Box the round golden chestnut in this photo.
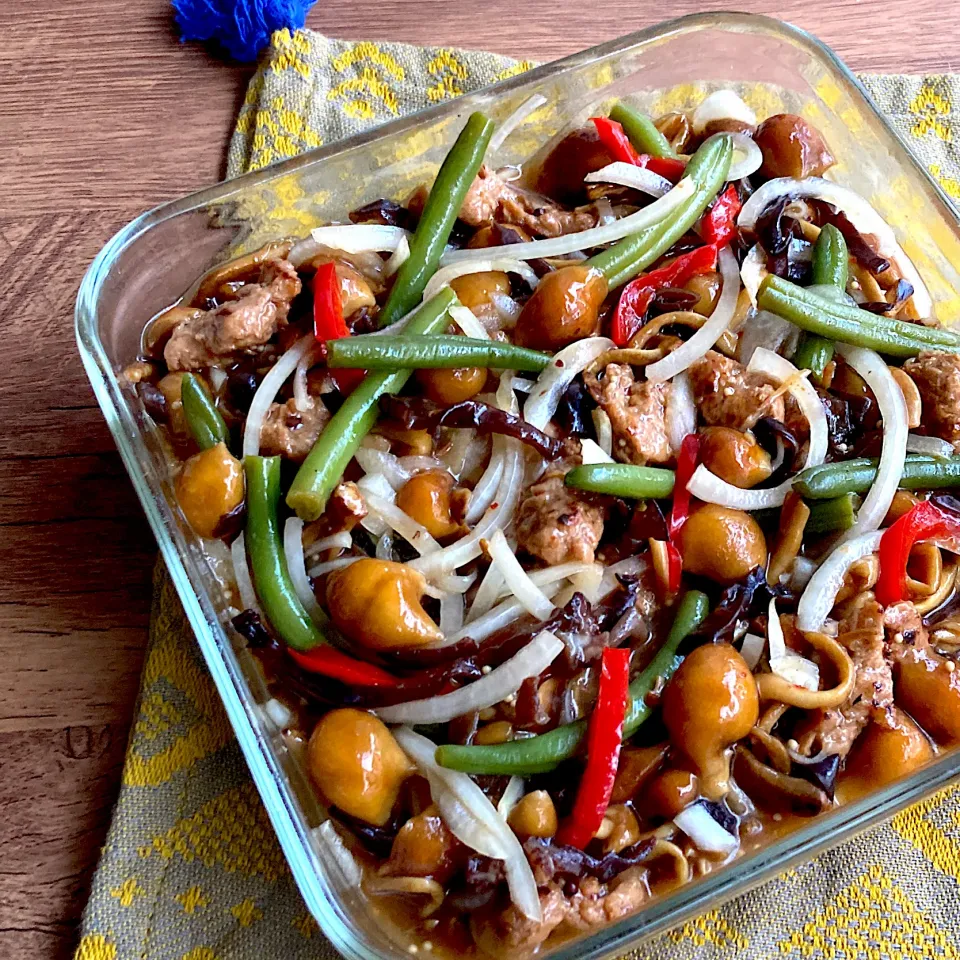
[513,265,607,351]
[174,442,244,538]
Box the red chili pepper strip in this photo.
[701,184,742,248]
[642,156,688,182]
[666,541,683,595]
[611,244,719,346]
[556,646,631,848]
[669,433,701,542]
[591,117,641,164]
[876,500,960,606]
[289,645,400,687]
[313,262,366,393]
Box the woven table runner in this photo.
[77,29,960,960]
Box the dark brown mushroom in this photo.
[733,745,832,816]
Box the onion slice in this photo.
[907,433,955,458]
[833,344,908,545]
[363,490,442,556]
[440,178,695,266]
[449,303,492,340]
[738,177,932,316]
[665,370,696,456]
[767,597,819,691]
[283,517,322,621]
[739,243,767,307]
[687,348,828,510]
[727,133,763,181]
[796,531,884,632]
[308,224,411,255]
[242,335,313,458]
[584,162,673,198]
[231,533,258,611]
[674,801,739,855]
[489,94,547,154]
[592,408,614,458]
[383,235,411,277]
[378,630,562,724]
[692,90,756,133]
[423,259,539,302]
[497,776,525,819]
[487,530,556,620]
[304,530,353,559]
[395,728,542,922]
[524,337,615,429]
[645,246,740,382]
[580,438,614,464]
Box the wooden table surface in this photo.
[0,1,955,956]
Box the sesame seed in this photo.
[423,943,434,952]
[723,386,735,396]
[408,946,419,954]
[773,813,783,822]
[948,661,957,673]
[424,920,439,930]
[786,739,799,751]
[481,665,492,675]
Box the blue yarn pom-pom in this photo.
[172,0,317,62]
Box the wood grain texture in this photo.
[0,1,955,957]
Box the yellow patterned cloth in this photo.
[78,29,960,960]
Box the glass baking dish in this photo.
[76,12,960,960]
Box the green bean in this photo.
[793,224,848,378]
[609,102,677,159]
[326,335,550,372]
[435,590,709,775]
[805,494,857,534]
[245,455,325,652]
[587,134,733,290]
[378,113,494,328]
[794,455,960,499]
[181,373,228,450]
[758,276,960,358]
[812,223,849,290]
[286,289,457,521]
[565,463,675,499]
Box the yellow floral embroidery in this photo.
[668,909,748,949]
[109,877,144,907]
[175,885,209,914]
[230,897,264,928]
[181,949,217,960]
[930,163,960,200]
[75,934,117,960]
[910,79,953,142]
[328,67,401,119]
[292,911,320,939]
[135,690,182,741]
[496,61,534,81]
[270,27,313,80]
[426,49,469,102]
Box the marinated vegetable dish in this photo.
[127,89,960,956]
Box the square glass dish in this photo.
[77,12,960,960]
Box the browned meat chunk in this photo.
[260,398,329,461]
[559,868,650,935]
[305,481,367,543]
[689,351,784,430]
[903,351,960,445]
[884,600,929,651]
[587,364,671,465]
[799,599,895,757]
[164,258,302,370]
[460,165,597,238]
[472,888,570,957]
[516,469,606,565]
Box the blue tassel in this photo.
[172,0,318,62]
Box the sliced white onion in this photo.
[423,259,539,303]
[383,235,410,277]
[308,556,360,578]
[298,529,350,562]
[376,531,394,561]
[242,334,313,458]
[307,224,411,256]
[727,133,763,181]
[834,344,908,545]
[354,447,411,490]
[645,246,740,383]
[441,178,696,266]
[584,161,673,198]
[687,347,828,510]
[357,472,395,536]
[595,197,616,226]
[674,802,739,855]
[738,177,932,317]
[315,819,363,886]
[363,490,442,556]
[439,428,476,479]
[796,531,884,631]
[571,563,605,603]
[525,337,615,429]
[465,438,506,524]
[467,561,505,622]
[488,530,556,621]
[263,697,293,730]
[489,292,522,328]
[907,433,955,458]
[449,303,492,340]
[209,366,227,391]
[665,370,695,457]
[592,408,613,457]
[497,776,526,819]
[438,592,465,636]
[739,309,801,366]
[447,583,565,646]
[739,632,766,670]
[789,556,818,591]
[379,630,562,724]
[513,378,535,394]
[692,90,756,134]
[231,533,258,611]
[495,562,600,603]
[580,437,614,465]
[397,455,448,474]
[292,345,313,413]
[283,517,322,621]
[739,243,767,306]
[489,94,547,154]
[395,728,541,922]
[767,597,819,691]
